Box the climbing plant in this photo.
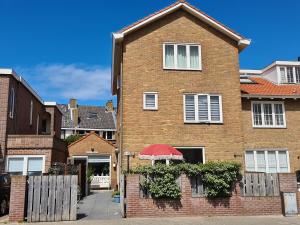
[130,161,241,199]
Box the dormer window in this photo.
[279,66,300,84]
[163,43,202,70]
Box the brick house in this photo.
[0,68,66,175]
[58,99,116,143]
[111,0,300,176]
[68,132,117,194]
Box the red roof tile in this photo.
[241,77,300,96]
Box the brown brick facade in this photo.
[9,176,27,222]
[126,174,298,217]
[242,99,300,172]
[68,132,117,189]
[119,9,244,168]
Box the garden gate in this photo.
[27,175,77,222]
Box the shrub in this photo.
[65,134,82,145]
[130,161,241,199]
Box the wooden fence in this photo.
[241,173,280,197]
[27,175,77,222]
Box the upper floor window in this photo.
[279,66,300,84]
[252,101,286,128]
[9,88,15,119]
[143,92,158,110]
[163,43,202,70]
[30,100,33,126]
[184,94,222,123]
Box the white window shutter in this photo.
[198,95,208,121]
[185,95,195,121]
[245,151,255,171]
[278,151,288,172]
[256,151,266,172]
[210,96,220,122]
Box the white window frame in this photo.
[183,94,223,124]
[279,66,300,84]
[245,150,290,173]
[9,87,15,119]
[143,92,158,110]
[30,100,33,126]
[175,146,205,164]
[251,101,286,128]
[163,43,202,71]
[6,155,46,175]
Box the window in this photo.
[279,66,300,84]
[6,156,44,175]
[9,88,15,118]
[245,150,290,173]
[30,100,33,126]
[184,94,222,123]
[143,92,158,110]
[176,147,205,164]
[251,102,286,128]
[164,43,202,70]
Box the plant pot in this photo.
[113,195,120,203]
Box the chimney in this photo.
[105,100,114,112]
[69,99,78,127]
[69,98,77,109]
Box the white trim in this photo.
[183,93,223,124]
[143,92,158,110]
[175,146,205,164]
[118,2,248,43]
[9,87,15,119]
[6,155,46,175]
[242,94,300,99]
[61,128,116,131]
[44,101,57,106]
[245,149,290,173]
[240,69,262,75]
[30,100,33,126]
[251,101,286,128]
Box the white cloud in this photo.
[17,64,112,102]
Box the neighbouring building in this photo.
[68,132,117,194]
[58,99,116,143]
[111,0,300,176]
[0,68,66,175]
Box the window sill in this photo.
[143,108,158,111]
[253,126,287,129]
[163,67,202,72]
[184,121,223,125]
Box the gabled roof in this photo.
[111,0,251,95]
[58,104,116,130]
[68,132,116,148]
[241,77,300,98]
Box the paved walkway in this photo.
[77,190,121,220]
[5,216,300,225]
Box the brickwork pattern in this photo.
[9,176,27,222]
[126,174,288,217]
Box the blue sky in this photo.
[1,0,300,106]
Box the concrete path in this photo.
[77,190,121,220]
[5,216,300,225]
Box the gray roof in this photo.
[58,104,116,130]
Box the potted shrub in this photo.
[112,190,120,203]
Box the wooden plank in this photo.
[27,176,34,222]
[258,173,266,196]
[47,176,56,222]
[266,173,273,196]
[245,173,253,196]
[40,176,49,222]
[272,173,280,196]
[252,174,260,196]
[55,175,64,221]
[70,175,78,221]
[32,176,42,222]
[62,175,71,221]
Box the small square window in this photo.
[143,92,158,110]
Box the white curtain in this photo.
[27,157,43,172]
[8,158,24,172]
[177,45,187,68]
[165,45,174,68]
[190,46,199,69]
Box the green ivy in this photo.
[130,161,241,199]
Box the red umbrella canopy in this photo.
[139,144,183,160]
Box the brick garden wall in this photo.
[126,174,298,217]
[9,176,27,222]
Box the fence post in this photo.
[9,175,27,222]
